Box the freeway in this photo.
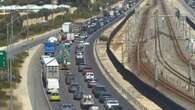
[49,14,136,110]
[83,24,136,110]
[51,43,106,110]
[16,3,141,110]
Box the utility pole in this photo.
[122,42,124,65]
[7,12,14,110]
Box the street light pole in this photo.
[7,12,14,110]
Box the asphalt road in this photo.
[23,14,129,110]
[24,6,138,110]
[51,43,106,110]
[28,47,51,110]
[84,26,136,110]
[50,21,136,110]
[7,30,59,58]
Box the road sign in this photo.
[0,51,7,70]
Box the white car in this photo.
[84,72,94,81]
[104,99,120,109]
[89,105,99,110]
[82,42,90,46]
[76,53,84,59]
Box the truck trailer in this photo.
[42,57,59,80]
[62,22,72,33]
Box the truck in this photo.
[80,94,95,109]
[43,41,57,56]
[72,22,82,33]
[46,78,59,94]
[42,57,59,80]
[47,78,61,101]
[66,33,75,42]
[62,22,72,33]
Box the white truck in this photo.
[62,22,72,33]
[66,33,75,41]
[47,78,59,94]
[42,57,59,79]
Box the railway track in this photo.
[135,0,195,105]
[160,0,195,85]
[154,13,195,103]
[136,0,157,76]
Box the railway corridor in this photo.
[138,0,195,108]
[110,0,195,109]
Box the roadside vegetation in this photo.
[0,51,29,109]
[99,35,109,41]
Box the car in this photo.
[80,66,92,73]
[49,93,60,101]
[103,97,116,103]
[76,52,84,59]
[105,105,122,110]
[80,94,95,109]
[68,83,79,93]
[61,104,74,110]
[84,72,95,81]
[87,78,97,88]
[99,92,112,103]
[75,57,85,65]
[92,84,107,98]
[104,99,120,109]
[82,41,90,46]
[73,90,83,100]
[78,63,87,72]
[65,74,75,85]
[89,105,100,110]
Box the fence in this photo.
[186,16,195,30]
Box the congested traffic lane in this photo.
[50,12,131,110]
[51,43,105,110]
[83,23,136,110]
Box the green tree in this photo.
[38,9,51,20]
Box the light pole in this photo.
[6,11,14,110]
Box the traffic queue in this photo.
[40,6,127,110]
